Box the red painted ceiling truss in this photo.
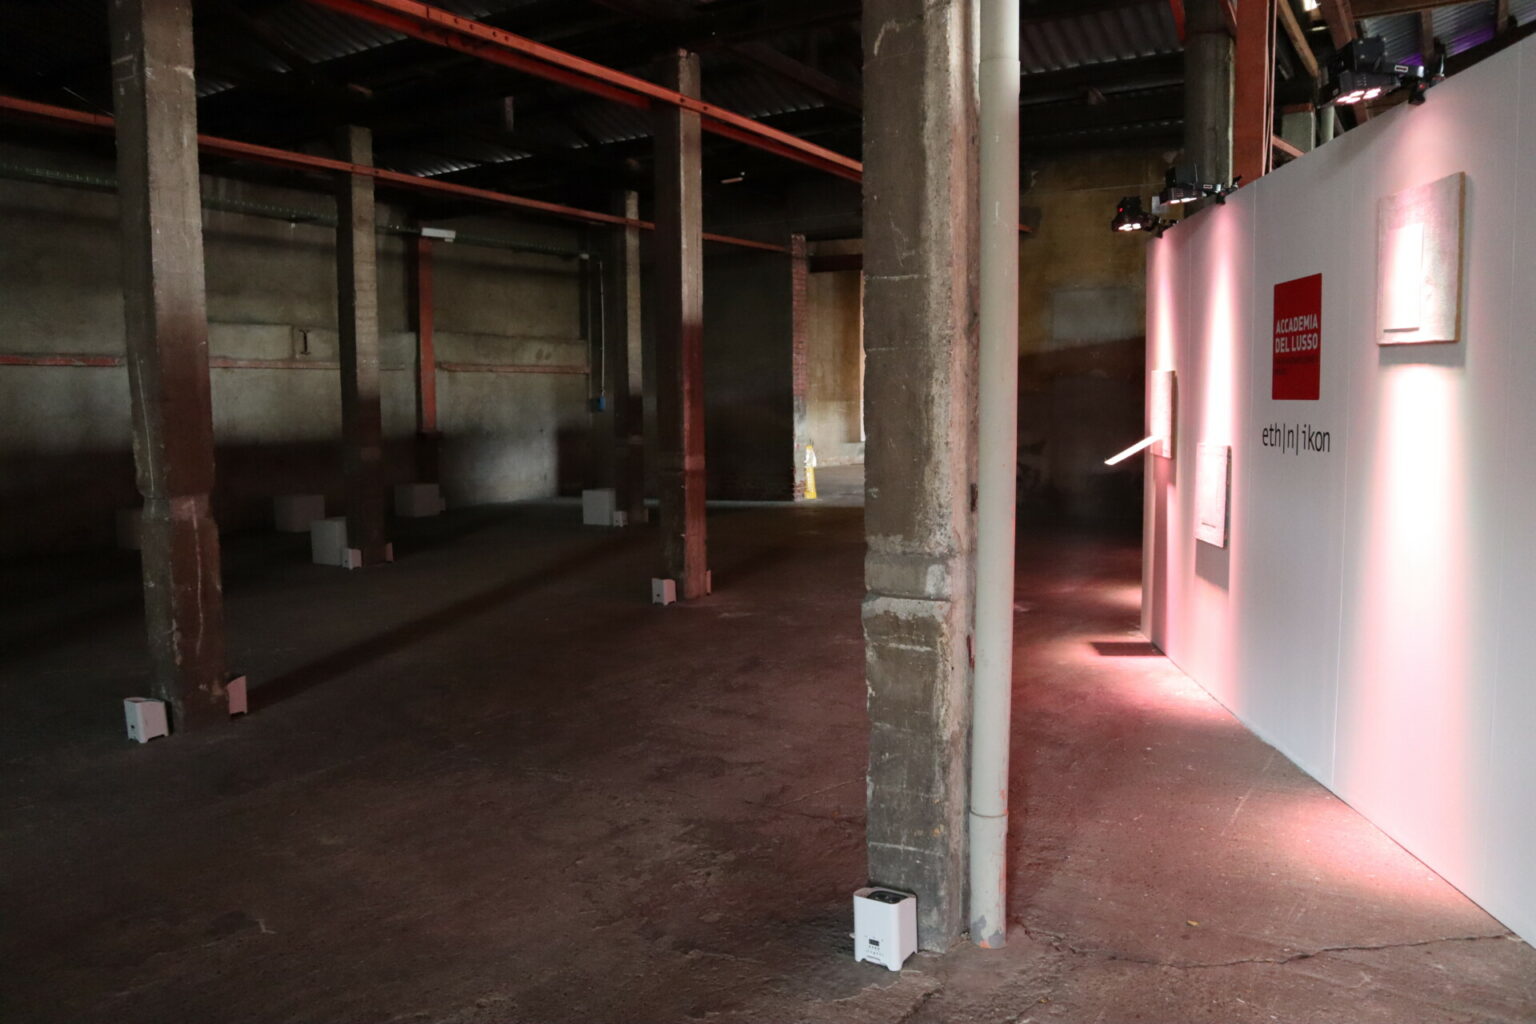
[300,0,865,184]
[0,94,788,253]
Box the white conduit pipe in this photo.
[970,0,1020,949]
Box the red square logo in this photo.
[1273,273,1322,401]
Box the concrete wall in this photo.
[0,141,587,556]
[1144,37,1536,945]
[703,247,797,500]
[427,221,591,505]
[1017,146,1170,526]
[693,178,863,500]
[805,267,863,467]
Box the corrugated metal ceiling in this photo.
[1361,0,1506,64]
[259,0,538,65]
[14,0,1525,179]
[1020,1,1183,76]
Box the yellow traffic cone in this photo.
[804,444,818,499]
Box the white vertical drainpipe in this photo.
[971,0,1020,949]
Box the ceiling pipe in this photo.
[970,0,1020,950]
[0,94,788,254]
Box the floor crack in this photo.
[1020,923,1515,970]
[893,985,941,1023]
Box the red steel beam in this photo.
[0,352,589,374]
[0,94,789,253]
[438,362,587,375]
[299,0,864,183]
[1271,133,1305,160]
[1234,0,1276,184]
[0,353,122,368]
[2,354,333,370]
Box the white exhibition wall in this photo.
[1143,37,1535,944]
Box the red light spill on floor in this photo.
[1258,785,1487,910]
[1074,623,1480,912]
[1106,582,1143,616]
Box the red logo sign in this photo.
[1273,274,1322,401]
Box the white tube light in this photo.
[1104,435,1159,466]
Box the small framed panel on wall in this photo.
[1376,172,1465,345]
[1150,369,1176,457]
[1195,443,1230,548]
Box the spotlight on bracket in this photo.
[1112,195,1149,232]
[1321,36,1443,108]
[1157,164,1236,207]
[1110,196,1172,238]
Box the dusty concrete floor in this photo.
[2,467,1533,1023]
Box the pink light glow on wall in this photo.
[1186,206,1243,710]
[1142,228,1182,649]
[1197,209,1239,448]
[1147,235,1179,378]
[1336,362,1474,886]
[1142,37,1536,943]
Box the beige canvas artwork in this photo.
[1376,171,1465,345]
[1195,442,1230,548]
[1150,369,1175,458]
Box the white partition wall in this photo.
[1143,37,1535,944]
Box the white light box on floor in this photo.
[1142,35,1536,946]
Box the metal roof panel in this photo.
[1020,2,1182,76]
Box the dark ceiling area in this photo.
[0,0,1530,218]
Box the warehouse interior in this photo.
[2,1,1535,1021]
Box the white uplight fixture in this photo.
[1104,435,1159,466]
[852,887,917,971]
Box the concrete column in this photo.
[789,234,810,499]
[411,235,441,482]
[862,0,979,951]
[1280,107,1316,155]
[1318,104,1338,145]
[335,125,390,565]
[583,239,608,489]
[1184,0,1234,185]
[652,51,708,599]
[606,190,646,524]
[109,0,229,729]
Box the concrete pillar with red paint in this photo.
[652,50,709,600]
[109,0,230,729]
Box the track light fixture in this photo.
[1321,36,1443,108]
[1112,195,1149,232]
[1110,195,1171,238]
[1157,164,1236,207]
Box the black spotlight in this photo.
[1157,164,1235,207]
[1321,36,1441,108]
[1158,165,1203,207]
[1402,51,1445,105]
[1112,195,1149,233]
[1111,196,1172,238]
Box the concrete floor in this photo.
[3,466,1533,1023]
